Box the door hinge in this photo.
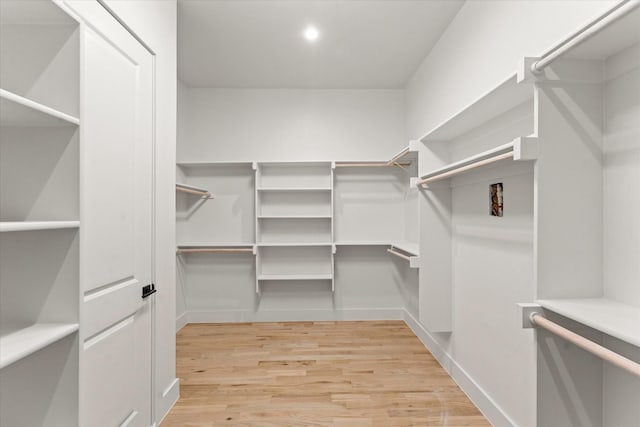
[142,283,156,299]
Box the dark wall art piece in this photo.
[490,183,503,217]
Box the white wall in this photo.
[101,1,178,423]
[404,1,620,426]
[178,88,405,162]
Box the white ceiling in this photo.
[178,0,464,89]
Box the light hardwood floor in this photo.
[161,321,490,426]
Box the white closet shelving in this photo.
[417,66,537,333]
[418,73,532,143]
[257,214,332,219]
[0,0,80,425]
[529,5,640,334]
[0,323,79,370]
[176,244,254,254]
[257,187,331,192]
[334,142,421,268]
[517,5,640,425]
[334,241,390,246]
[537,299,640,348]
[176,162,254,243]
[175,155,420,321]
[175,148,423,318]
[175,162,257,326]
[0,89,79,126]
[255,162,335,292]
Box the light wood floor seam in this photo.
[161,321,490,426]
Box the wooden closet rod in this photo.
[531,1,639,74]
[530,312,640,378]
[387,147,410,165]
[176,186,211,197]
[387,248,411,261]
[176,248,253,254]
[336,162,411,168]
[416,151,513,186]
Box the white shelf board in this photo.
[390,241,420,256]
[257,242,332,247]
[0,89,79,127]
[176,161,254,168]
[257,215,332,219]
[0,221,80,232]
[258,273,333,281]
[334,240,390,246]
[0,323,79,369]
[257,161,332,167]
[177,243,254,248]
[537,298,640,348]
[419,74,532,142]
[257,187,331,192]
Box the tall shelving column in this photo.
[521,6,640,425]
[255,162,334,293]
[175,162,256,325]
[0,0,80,425]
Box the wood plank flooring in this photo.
[161,321,490,427]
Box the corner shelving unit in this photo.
[174,152,422,321]
[334,143,421,272]
[0,0,80,425]
[255,162,335,293]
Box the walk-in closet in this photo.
[0,0,638,426]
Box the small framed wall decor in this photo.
[490,183,503,217]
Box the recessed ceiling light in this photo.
[304,26,319,42]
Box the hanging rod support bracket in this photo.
[518,303,542,328]
[517,57,540,83]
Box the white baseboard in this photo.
[402,310,516,427]
[184,307,405,323]
[156,377,179,426]
[176,311,188,331]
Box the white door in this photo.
[63,1,154,426]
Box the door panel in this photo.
[64,1,154,426]
[82,316,139,427]
[83,278,140,339]
[82,23,141,292]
